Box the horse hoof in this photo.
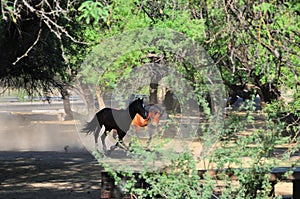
[110,145,117,151]
[104,150,113,157]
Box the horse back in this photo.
[96,108,132,132]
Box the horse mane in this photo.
[146,104,163,115]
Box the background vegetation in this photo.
[1,0,299,198]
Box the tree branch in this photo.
[21,0,87,44]
[13,19,43,65]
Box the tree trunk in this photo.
[147,62,166,104]
[149,83,158,104]
[63,93,73,120]
[95,87,106,109]
[60,85,73,120]
[75,78,96,118]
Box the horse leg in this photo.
[134,126,141,136]
[146,125,162,147]
[146,126,154,147]
[99,125,108,153]
[118,130,127,148]
[111,130,127,151]
[147,131,152,147]
[94,127,100,150]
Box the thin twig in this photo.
[22,0,88,44]
[13,20,43,65]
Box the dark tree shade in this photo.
[0,1,68,95]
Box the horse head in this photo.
[148,104,163,126]
[131,98,148,119]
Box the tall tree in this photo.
[0,0,84,118]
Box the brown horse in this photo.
[112,104,163,144]
[131,104,162,131]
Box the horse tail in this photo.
[81,114,101,135]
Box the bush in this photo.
[94,98,299,198]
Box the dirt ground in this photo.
[0,103,294,198]
[0,151,102,199]
[0,104,104,199]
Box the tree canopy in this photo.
[1,0,298,106]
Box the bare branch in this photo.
[6,0,89,64]
[21,0,87,44]
[13,19,43,65]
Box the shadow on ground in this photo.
[0,151,102,199]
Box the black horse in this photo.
[81,98,148,155]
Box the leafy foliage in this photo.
[78,0,110,26]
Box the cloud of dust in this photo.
[0,111,85,152]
